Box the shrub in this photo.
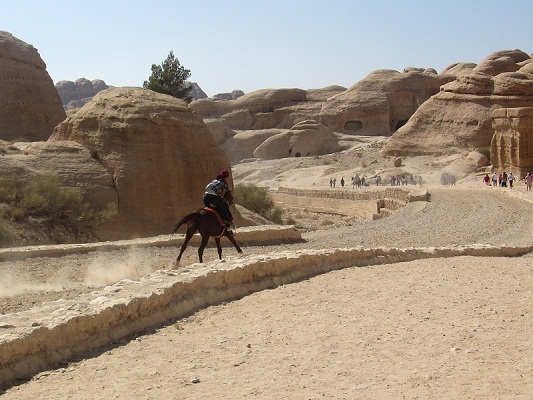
[440,172,456,185]
[477,146,491,160]
[234,183,283,224]
[0,209,14,246]
[267,205,283,224]
[0,175,22,204]
[0,173,108,240]
[285,216,297,225]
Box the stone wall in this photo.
[491,107,533,178]
[275,186,429,219]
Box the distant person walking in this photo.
[526,172,533,191]
[340,177,345,187]
[483,174,491,186]
[491,172,498,187]
[508,172,515,188]
[501,172,508,188]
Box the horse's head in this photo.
[224,189,234,205]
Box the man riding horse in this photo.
[203,169,235,231]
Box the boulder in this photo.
[472,49,530,76]
[253,120,345,160]
[394,157,402,167]
[0,31,66,141]
[221,129,284,164]
[50,87,232,240]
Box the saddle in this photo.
[203,207,226,227]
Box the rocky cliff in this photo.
[190,71,447,162]
[0,31,66,141]
[49,87,232,239]
[382,50,533,156]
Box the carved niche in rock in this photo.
[491,107,533,179]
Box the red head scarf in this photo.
[216,169,229,180]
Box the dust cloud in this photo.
[0,271,63,297]
[84,248,155,286]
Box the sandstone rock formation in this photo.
[491,107,533,178]
[0,140,116,212]
[383,50,533,156]
[55,78,109,110]
[186,81,208,101]
[191,88,313,131]
[191,71,447,164]
[50,87,232,240]
[56,80,207,110]
[212,89,244,100]
[0,31,66,141]
[220,129,284,164]
[253,120,345,160]
[319,69,445,136]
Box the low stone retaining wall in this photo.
[1,242,531,388]
[0,225,302,261]
[277,186,428,203]
[274,186,428,219]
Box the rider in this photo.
[203,169,234,230]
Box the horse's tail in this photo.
[172,212,200,233]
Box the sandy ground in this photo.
[2,172,533,397]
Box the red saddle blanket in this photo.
[203,207,226,226]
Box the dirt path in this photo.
[2,185,533,398]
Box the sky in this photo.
[2,0,532,97]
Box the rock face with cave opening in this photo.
[382,50,533,156]
[191,73,443,163]
[319,69,444,136]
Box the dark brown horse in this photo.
[171,190,242,264]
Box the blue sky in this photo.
[2,0,532,96]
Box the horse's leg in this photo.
[176,224,196,263]
[198,234,210,263]
[225,232,243,254]
[215,237,223,259]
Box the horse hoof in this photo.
[171,259,180,270]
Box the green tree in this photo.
[143,51,193,102]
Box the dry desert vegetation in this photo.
[2,154,533,399]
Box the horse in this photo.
[171,190,243,264]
